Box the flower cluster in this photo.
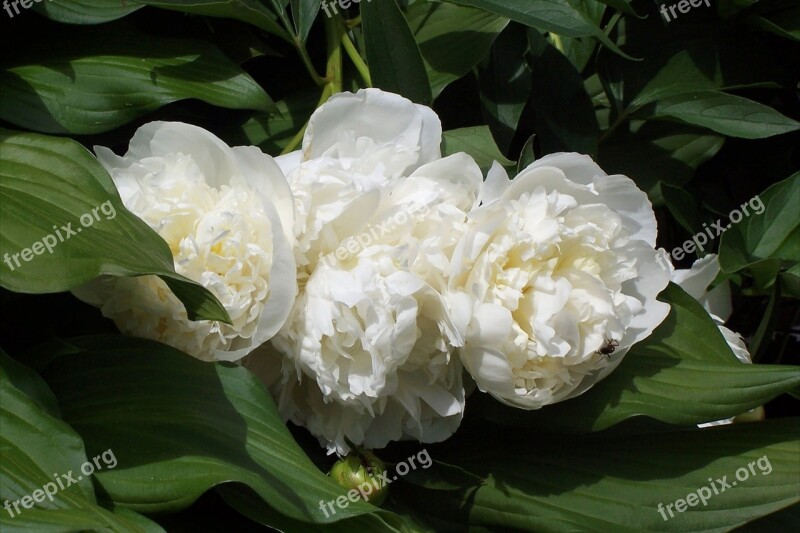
[75,89,747,454]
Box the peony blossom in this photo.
[244,89,477,454]
[73,121,296,362]
[447,154,672,409]
[274,87,442,273]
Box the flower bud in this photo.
[328,451,389,505]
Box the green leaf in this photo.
[37,335,393,526]
[781,264,800,300]
[218,485,415,532]
[644,91,800,139]
[362,0,432,105]
[0,129,231,324]
[477,24,530,152]
[398,419,800,531]
[0,351,163,533]
[32,0,143,23]
[0,29,275,135]
[598,33,787,113]
[219,91,318,153]
[528,30,600,156]
[473,283,800,432]
[546,0,605,72]
[443,0,635,59]
[291,0,322,42]
[720,172,800,273]
[661,182,703,235]
[406,1,509,99]
[136,0,291,42]
[751,2,800,42]
[598,121,725,201]
[441,126,514,170]
[516,134,536,174]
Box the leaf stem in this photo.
[281,13,345,156]
[324,14,344,95]
[295,37,328,87]
[273,2,327,87]
[599,109,631,143]
[342,32,372,87]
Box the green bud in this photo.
[328,451,389,506]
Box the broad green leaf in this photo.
[32,0,143,23]
[781,264,800,300]
[398,419,800,531]
[644,91,800,139]
[362,0,432,105]
[547,31,597,74]
[528,30,600,156]
[750,1,800,41]
[290,0,322,42]
[0,129,231,324]
[218,485,417,532]
[720,172,800,272]
[219,91,318,153]
[136,0,291,42]
[598,33,787,112]
[406,1,508,99]
[661,182,703,235]
[598,121,725,200]
[546,0,604,72]
[443,0,634,59]
[516,134,536,174]
[0,29,275,135]
[750,281,781,361]
[473,283,800,432]
[441,126,514,170]
[478,24,530,152]
[0,351,163,533]
[37,335,392,526]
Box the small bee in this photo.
[598,338,619,357]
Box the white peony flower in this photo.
[447,153,672,409]
[73,122,296,362]
[267,162,481,453]
[273,88,442,273]
[244,90,478,453]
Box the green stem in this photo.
[281,15,345,156]
[598,109,631,143]
[549,33,565,54]
[324,14,344,95]
[295,37,328,87]
[342,32,371,87]
[272,1,326,87]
